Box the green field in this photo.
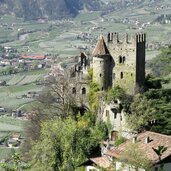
[1,8,170,57]
[0,116,26,160]
[0,69,47,110]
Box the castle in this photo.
[92,32,146,94]
[69,32,146,139]
[70,32,146,95]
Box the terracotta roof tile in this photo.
[20,55,45,60]
[90,156,111,168]
[92,36,110,57]
[105,131,171,164]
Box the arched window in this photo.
[100,73,102,77]
[121,72,123,79]
[72,87,76,94]
[82,87,86,95]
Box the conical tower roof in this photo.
[92,36,110,57]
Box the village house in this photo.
[82,131,171,171]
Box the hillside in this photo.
[0,0,104,20]
[1,0,170,20]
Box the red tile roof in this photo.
[105,131,171,164]
[90,156,111,168]
[20,54,45,60]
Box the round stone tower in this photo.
[92,36,113,90]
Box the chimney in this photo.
[144,136,150,144]
[132,136,137,143]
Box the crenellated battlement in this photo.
[135,33,146,43]
[107,32,146,44]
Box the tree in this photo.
[0,152,30,171]
[106,86,132,113]
[126,94,156,131]
[29,113,108,171]
[152,145,167,171]
[144,89,171,135]
[87,81,100,112]
[22,70,84,159]
[38,70,81,120]
[119,143,151,171]
[106,86,126,103]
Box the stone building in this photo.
[70,32,146,95]
[70,32,146,136]
[92,32,146,94]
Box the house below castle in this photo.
[81,131,171,171]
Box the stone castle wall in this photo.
[106,32,146,94]
[93,55,113,90]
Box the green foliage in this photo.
[85,68,93,80]
[145,74,162,89]
[106,86,132,113]
[0,152,30,171]
[126,94,156,131]
[106,86,125,103]
[147,46,171,77]
[152,145,167,160]
[144,89,171,134]
[29,113,108,171]
[126,88,171,134]
[106,112,112,133]
[119,143,151,170]
[114,136,126,147]
[152,145,167,171]
[88,81,100,112]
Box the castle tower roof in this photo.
[92,36,110,57]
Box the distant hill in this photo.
[0,0,167,20]
[0,0,104,20]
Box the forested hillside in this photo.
[0,0,104,20]
[0,0,168,20]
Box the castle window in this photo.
[114,100,118,104]
[82,87,86,95]
[120,72,123,79]
[101,87,104,91]
[123,56,126,63]
[114,113,117,119]
[120,115,122,121]
[119,56,126,64]
[106,110,109,117]
[72,87,76,94]
[113,73,115,79]
[119,56,122,63]
[131,73,133,77]
[100,74,102,77]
